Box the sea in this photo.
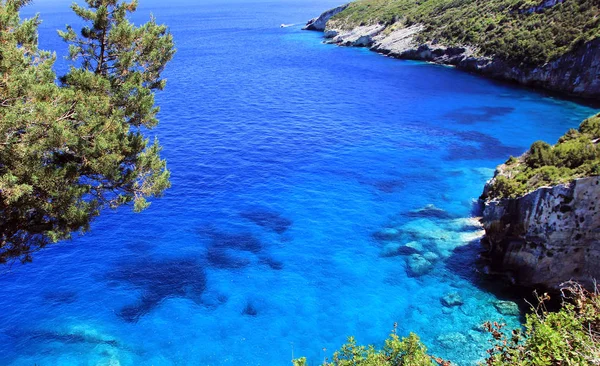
[0,0,596,365]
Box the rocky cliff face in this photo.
[480,175,600,290]
[305,8,600,99]
[302,4,348,31]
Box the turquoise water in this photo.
[2,1,597,365]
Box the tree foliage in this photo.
[486,113,600,199]
[0,0,174,263]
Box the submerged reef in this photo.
[373,204,486,278]
[240,209,293,234]
[107,258,207,322]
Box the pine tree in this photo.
[0,0,175,263]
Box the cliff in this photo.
[479,114,600,290]
[481,175,600,290]
[304,0,600,99]
[302,4,348,31]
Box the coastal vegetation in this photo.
[328,0,600,65]
[293,283,600,365]
[485,113,600,199]
[0,0,174,263]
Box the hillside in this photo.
[329,0,599,65]
[306,0,600,98]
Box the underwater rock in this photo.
[210,232,263,253]
[441,292,464,307]
[405,241,424,253]
[370,179,404,193]
[467,329,488,344]
[373,227,402,241]
[242,302,258,316]
[43,291,78,305]
[380,242,420,257]
[422,251,440,263]
[444,106,515,125]
[259,257,284,270]
[448,130,523,161]
[240,210,292,234]
[406,254,433,277]
[381,242,423,257]
[405,204,456,220]
[9,325,121,349]
[471,323,488,333]
[201,290,229,309]
[207,249,251,269]
[493,300,521,316]
[381,242,403,257]
[107,258,206,322]
[437,332,468,349]
[400,218,484,258]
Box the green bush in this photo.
[579,114,600,138]
[293,333,438,366]
[486,283,600,365]
[525,141,554,169]
[486,113,600,200]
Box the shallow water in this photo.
[2,1,597,365]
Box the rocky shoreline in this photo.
[304,5,600,100]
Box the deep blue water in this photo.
[2,1,597,365]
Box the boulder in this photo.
[437,332,467,349]
[406,254,433,277]
[441,292,464,307]
[373,227,401,241]
[494,300,520,316]
[422,251,440,262]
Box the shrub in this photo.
[486,113,600,200]
[485,282,600,365]
[293,332,440,366]
[525,141,554,169]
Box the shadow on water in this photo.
[403,204,458,220]
[197,226,285,271]
[106,258,207,323]
[42,291,78,306]
[240,209,293,234]
[447,130,524,161]
[444,106,515,125]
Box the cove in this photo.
[1,0,597,365]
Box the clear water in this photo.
[2,1,597,365]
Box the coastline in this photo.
[303,5,600,102]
